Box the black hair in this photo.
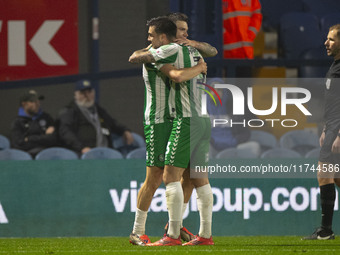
[146,16,177,40]
[167,12,189,23]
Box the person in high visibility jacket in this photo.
[222,0,262,59]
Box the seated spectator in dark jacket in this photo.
[11,90,58,157]
[58,80,134,155]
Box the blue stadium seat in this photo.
[279,130,319,156]
[303,0,340,19]
[299,47,332,78]
[261,148,301,159]
[236,141,261,158]
[279,12,323,59]
[209,144,219,159]
[260,0,305,31]
[126,147,146,159]
[81,147,123,160]
[0,149,32,160]
[249,130,277,152]
[0,134,10,150]
[35,147,78,160]
[215,147,259,159]
[112,132,145,157]
[305,148,321,159]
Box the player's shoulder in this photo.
[157,43,181,52]
[149,43,180,62]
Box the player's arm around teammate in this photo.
[130,47,207,82]
[159,58,207,82]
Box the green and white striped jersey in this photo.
[148,43,206,120]
[142,61,170,125]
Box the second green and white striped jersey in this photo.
[147,43,206,120]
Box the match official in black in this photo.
[304,24,340,240]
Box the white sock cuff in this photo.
[166,181,183,206]
[196,184,212,197]
[132,208,148,235]
[166,181,182,191]
[196,184,213,238]
[136,208,148,217]
[182,203,188,212]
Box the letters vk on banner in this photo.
[0,0,78,81]
[109,181,339,220]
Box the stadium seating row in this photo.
[261,0,340,32]
[1,144,319,161]
[279,12,340,61]
[215,146,320,159]
[0,132,147,160]
[0,147,147,160]
[0,134,10,150]
[211,129,321,159]
[0,130,321,160]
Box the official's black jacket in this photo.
[324,59,340,131]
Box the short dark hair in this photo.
[146,16,177,40]
[330,24,340,39]
[167,12,189,23]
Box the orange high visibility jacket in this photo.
[222,0,262,59]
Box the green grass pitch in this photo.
[1,236,340,254]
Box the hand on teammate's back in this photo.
[198,59,207,75]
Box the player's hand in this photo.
[45,126,55,134]
[129,45,152,63]
[319,131,325,147]
[175,38,190,46]
[123,131,134,145]
[331,136,340,153]
[174,38,198,48]
[81,147,91,154]
[198,58,207,75]
[128,54,136,63]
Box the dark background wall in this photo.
[0,0,170,138]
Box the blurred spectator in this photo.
[222,0,262,59]
[207,79,251,151]
[58,80,134,155]
[11,90,58,157]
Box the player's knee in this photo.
[163,170,180,185]
[181,175,193,187]
[163,176,171,186]
[191,178,209,188]
[144,176,162,191]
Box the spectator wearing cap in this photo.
[11,90,58,157]
[58,80,134,155]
